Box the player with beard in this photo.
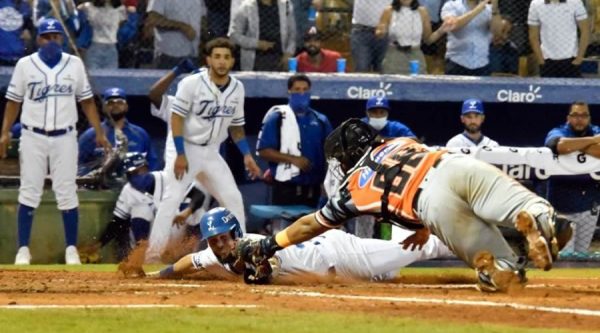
[78,87,160,172]
[296,26,343,73]
[446,98,499,148]
[545,101,600,256]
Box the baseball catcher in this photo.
[237,118,573,292]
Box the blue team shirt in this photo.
[78,120,159,171]
[257,108,333,186]
[360,117,416,138]
[0,0,31,62]
[544,123,600,213]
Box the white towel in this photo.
[261,105,302,182]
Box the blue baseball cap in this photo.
[461,98,484,115]
[103,87,127,102]
[37,18,65,36]
[366,96,390,111]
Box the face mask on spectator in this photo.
[38,41,62,68]
[368,117,388,130]
[289,92,311,113]
[306,45,320,57]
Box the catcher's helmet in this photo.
[324,118,379,172]
[121,152,148,174]
[200,207,244,240]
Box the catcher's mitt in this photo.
[234,238,279,284]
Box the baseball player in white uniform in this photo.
[0,18,111,265]
[446,98,499,148]
[146,37,262,262]
[149,207,453,282]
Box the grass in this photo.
[0,308,589,333]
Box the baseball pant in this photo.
[19,129,78,210]
[416,154,552,269]
[147,140,245,262]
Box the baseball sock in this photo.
[17,204,35,248]
[131,218,151,242]
[61,208,79,247]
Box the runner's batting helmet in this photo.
[121,152,148,174]
[200,207,244,240]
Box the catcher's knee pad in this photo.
[474,251,524,292]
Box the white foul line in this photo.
[269,291,600,317]
[0,304,259,310]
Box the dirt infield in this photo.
[1,269,600,331]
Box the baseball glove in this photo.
[234,238,279,284]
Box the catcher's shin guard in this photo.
[473,251,524,292]
[514,204,557,271]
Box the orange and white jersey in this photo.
[316,137,447,229]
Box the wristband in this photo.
[236,138,251,156]
[159,265,175,278]
[174,136,185,156]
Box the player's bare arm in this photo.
[258,148,312,172]
[400,227,431,251]
[229,125,262,180]
[171,113,188,180]
[148,71,176,109]
[80,98,111,154]
[0,100,21,158]
[146,11,196,41]
[556,136,600,154]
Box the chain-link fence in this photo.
[4,0,597,77]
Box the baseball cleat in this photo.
[14,246,31,265]
[514,211,554,271]
[553,215,573,258]
[65,245,82,265]
[473,251,522,292]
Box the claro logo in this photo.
[497,85,542,103]
[347,82,393,99]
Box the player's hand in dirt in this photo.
[243,155,262,180]
[174,154,188,180]
[0,132,10,159]
[400,227,431,251]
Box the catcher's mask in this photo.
[200,207,244,241]
[324,118,379,174]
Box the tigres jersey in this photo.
[316,137,447,229]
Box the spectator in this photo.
[351,0,390,72]
[116,0,140,68]
[291,0,317,52]
[205,0,232,38]
[77,0,132,69]
[489,16,518,75]
[441,0,503,76]
[229,0,296,71]
[33,0,80,50]
[257,74,332,207]
[296,26,342,73]
[544,102,600,256]
[419,0,447,74]
[528,0,589,78]
[360,96,416,138]
[446,98,499,148]
[376,0,446,74]
[78,87,159,173]
[0,0,34,66]
[146,0,205,69]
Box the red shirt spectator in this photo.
[296,26,343,73]
[297,48,342,72]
